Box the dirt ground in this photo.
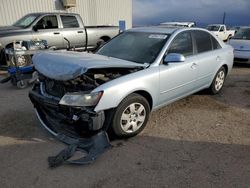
[0,64,249,188]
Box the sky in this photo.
[133,0,250,27]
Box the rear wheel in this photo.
[111,93,150,138]
[208,66,226,94]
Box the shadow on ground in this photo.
[0,135,250,188]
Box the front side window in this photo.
[36,15,58,30]
[168,32,193,57]
[61,16,79,28]
[207,25,220,31]
[194,31,213,53]
[97,32,169,64]
[220,26,225,32]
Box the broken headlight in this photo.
[59,91,103,107]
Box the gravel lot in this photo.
[0,64,249,188]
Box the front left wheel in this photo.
[111,93,150,138]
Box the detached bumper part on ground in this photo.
[29,82,111,167]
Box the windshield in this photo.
[13,14,39,28]
[96,32,169,64]
[207,25,220,31]
[232,28,250,40]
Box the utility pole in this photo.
[222,12,226,24]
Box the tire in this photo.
[111,93,150,138]
[227,35,232,41]
[16,80,28,89]
[208,66,226,95]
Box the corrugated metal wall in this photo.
[0,0,132,28]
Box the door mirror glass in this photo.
[163,53,185,64]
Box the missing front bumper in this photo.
[29,89,105,138]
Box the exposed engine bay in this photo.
[39,67,141,98]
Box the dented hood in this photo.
[33,51,147,81]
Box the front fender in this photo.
[93,66,160,112]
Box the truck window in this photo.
[168,32,193,57]
[36,15,58,29]
[220,26,225,32]
[194,31,213,53]
[60,16,79,28]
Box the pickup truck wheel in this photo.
[208,66,226,95]
[111,93,150,138]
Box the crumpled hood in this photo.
[33,51,147,81]
[228,39,250,51]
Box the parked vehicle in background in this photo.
[0,12,120,66]
[29,27,234,139]
[160,22,196,27]
[228,27,250,63]
[207,24,235,41]
[230,26,241,34]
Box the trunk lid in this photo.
[229,39,250,51]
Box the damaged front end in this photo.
[29,67,140,138]
[29,51,145,166]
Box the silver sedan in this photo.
[30,27,234,138]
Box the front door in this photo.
[32,15,64,48]
[158,31,198,106]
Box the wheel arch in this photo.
[100,36,111,42]
[222,64,228,76]
[130,90,153,111]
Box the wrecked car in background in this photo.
[29,27,234,139]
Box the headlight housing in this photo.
[59,91,103,107]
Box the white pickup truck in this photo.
[207,24,235,41]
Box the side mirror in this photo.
[163,53,185,64]
[33,25,38,32]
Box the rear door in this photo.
[192,30,223,88]
[32,15,64,48]
[59,15,86,48]
[158,31,198,105]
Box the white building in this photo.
[0,0,132,29]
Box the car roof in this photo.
[129,26,180,34]
[208,24,223,26]
[239,26,250,29]
[27,12,79,16]
[128,26,210,35]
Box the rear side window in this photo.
[194,31,213,53]
[211,36,221,50]
[61,15,79,28]
[168,32,193,57]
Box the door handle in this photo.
[191,63,198,69]
[54,32,60,35]
[77,31,84,33]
